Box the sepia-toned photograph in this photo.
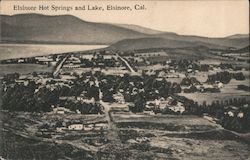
[0,0,249,159]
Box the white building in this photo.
[135,51,166,57]
[56,127,67,132]
[63,64,81,68]
[18,59,25,63]
[68,124,84,130]
[53,107,71,114]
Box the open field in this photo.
[178,92,250,105]
[200,58,249,68]
[61,67,129,76]
[179,79,250,105]
[0,44,107,60]
[1,109,249,160]
[114,113,218,132]
[221,79,250,93]
[0,64,53,76]
[112,111,250,160]
[0,111,109,159]
[113,113,218,129]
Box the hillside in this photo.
[226,34,249,39]
[1,14,249,50]
[112,23,164,34]
[1,14,147,44]
[155,33,249,49]
[235,45,250,53]
[112,24,249,49]
[110,37,228,51]
[225,45,250,53]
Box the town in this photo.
[1,47,249,159]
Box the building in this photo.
[168,102,185,114]
[56,127,67,132]
[83,124,94,131]
[15,79,29,86]
[68,124,84,130]
[135,51,166,57]
[94,123,107,131]
[53,107,71,114]
[213,81,224,88]
[113,92,125,104]
[35,56,53,65]
[67,56,81,64]
[18,59,25,63]
[63,63,81,68]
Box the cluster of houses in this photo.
[134,51,166,58]
[0,55,61,66]
[63,54,122,69]
[38,118,108,136]
[56,122,108,132]
[145,96,185,114]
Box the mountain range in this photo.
[1,14,249,51]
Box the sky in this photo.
[1,0,249,37]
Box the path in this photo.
[117,55,136,73]
[100,101,120,142]
[53,56,68,77]
[95,77,121,143]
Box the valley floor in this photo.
[1,108,250,160]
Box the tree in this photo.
[102,91,115,102]
[129,93,146,113]
[87,85,100,101]
[233,72,245,81]
[3,73,20,84]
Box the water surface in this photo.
[0,44,108,60]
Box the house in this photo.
[15,79,29,86]
[145,97,167,110]
[67,56,81,64]
[169,69,175,73]
[135,51,166,57]
[237,112,244,118]
[113,92,125,104]
[168,102,185,114]
[53,107,71,114]
[35,56,53,65]
[166,96,174,105]
[18,59,25,63]
[63,63,81,68]
[166,60,172,64]
[68,124,84,130]
[84,124,94,131]
[158,71,167,77]
[227,111,234,117]
[95,123,108,130]
[217,82,224,88]
[187,68,193,73]
[57,110,65,114]
[213,81,224,88]
[60,74,77,80]
[56,127,67,132]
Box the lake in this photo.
[0,44,108,60]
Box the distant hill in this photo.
[1,14,147,44]
[112,23,164,34]
[225,45,250,53]
[110,37,219,51]
[154,33,249,49]
[236,45,250,53]
[226,34,249,39]
[1,13,249,50]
